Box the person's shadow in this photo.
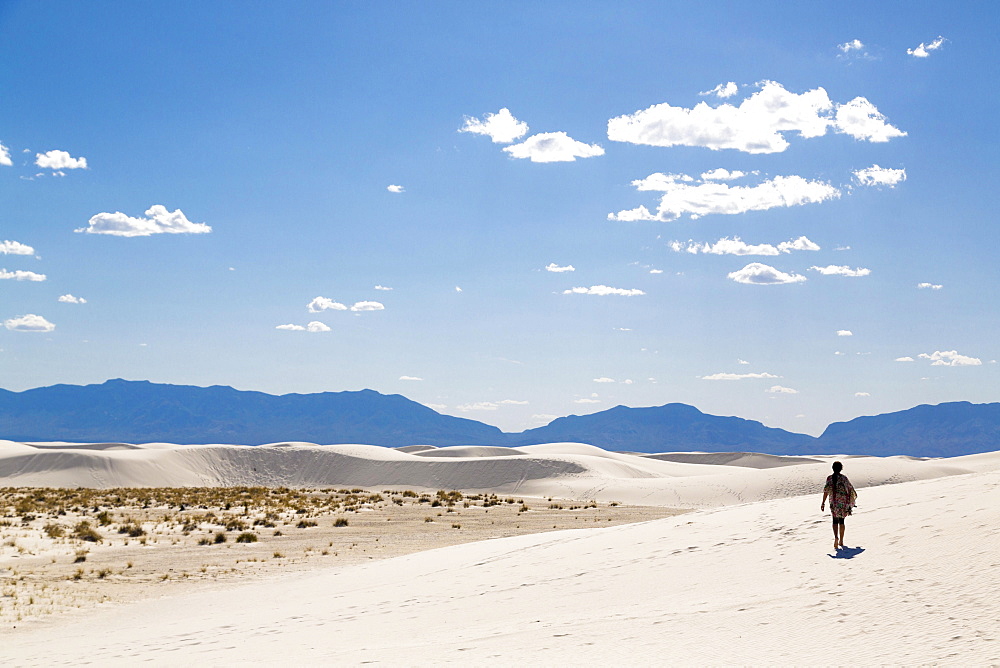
[829,546,865,559]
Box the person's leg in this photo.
[832,518,839,549]
[838,522,846,548]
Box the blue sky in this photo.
[2,1,997,436]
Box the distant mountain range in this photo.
[1,379,997,457]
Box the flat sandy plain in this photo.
[1,439,998,665]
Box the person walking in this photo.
[821,461,857,550]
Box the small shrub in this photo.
[451,523,461,529]
[424,517,433,523]
[43,523,65,538]
[73,521,103,542]
[214,531,227,544]
[296,519,318,529]
[235,532,258,543]
[95,511,113,526]
[333,518,348,528]
[74,549,88,563]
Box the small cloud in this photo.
[76,205,210,237]
[699,82,738,98]
[649,269,663,274]
[459,108,529,144]
[613,327,632,332]
[276,321,331,332]
[499,399,529,405]
[503,132,605,163]
[701,372,780,380]
[4,314,55,332]
[917,350,982,366]
[456,402,499,411]
[834,351,846,356]
[374,285,393,291]
[700,168,745,181]
[810,265,871,277]
[58,294,87,304]
[563,285,645,296]
[425,403,447,411]
[728,263,806,285]
[671,235,819,256]
[621,379,634,385]
[917,282,942,290]
[350,301,385,312]
[737,359,750,365]
[1,240,35,255]
[854,392,871,397]
[835,245,851,251]
[0,269,46,282]
[837,39,865,54]
[0,142,12,166]
[386,184,405,193]
[531,414,558,423]
[593,377,616,383]
[895,356,915,362]
[766,385,798,394]
[854,164,906,187]
[573,398,601,404]
[907,36,946,58]
[399,376,423,381]
[837,330,853,337]
[455,286,463,293]
[35,149,87,170]
[545,263,575,273]
[307,297,348,313]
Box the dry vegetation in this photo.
[0,486,685,627]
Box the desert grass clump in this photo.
[43,523,65,538]
[72,521,103,542]
[214,531,227,544]
[73,549,88,563]
[235,532,258,543]
[296,519,318,529]
[333,518,349,528]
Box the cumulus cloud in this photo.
[386,185,405,193]
[702,372,780,380]
[563,285,645,296]
[4,314,55,332]
[854,164,906,187]
[610,173,839,222]
[649,269,663,274]
[766,385,799,394]
[58,294,86,304]
[0,142,11,166]
[35,149,87,170]
[837,330,853,337]
[727,263,806,285]
[895,356,915,362]
[917,350,982,366]
[500,399,529,405]
[455,286,463,293]
[0,269,46,281]
[670,235,820,256]
[398,376,423,381]
[76,205,211,237]
[699,82,739,98]
[608,81,905,154]
[503,132,604,163]
[307,297,348,313]
[838,39,865,54]
[1,240,35,255]
[810,265,871,277]
[374,285,393,291]
[855,392,871,397]
[593,377,616,383]
[276,321,331,332]
[573,398,601,404]
[908,36,946,58]
[545,263,575,273]
[700,168,746,181]
[459,108,528,143]
[350,301,385,312]
[917,282,942,290]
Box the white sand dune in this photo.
[3,451,998,665]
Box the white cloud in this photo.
[766,385,798,394]
[593,377,616,383]
[503,132,605,163]
[699,82,739,98]
[4,314,55,332]
[307,297,348,313]
[398,376,423,381]
[727,263,806,285]
[350,301,385,312]
[701,372,780,380]
[35,149,87,170]
[76,205,211,237]
[573,398,601,404]
[622,379,634,385]
[917,282,943,290]
[545,263,575,273]
[834,351,846,356]
[563,285,645,296]
[58,294,87,304]
[499,399,529,405]
[895,356,915,362]
[0,142,11,166]
[386,185,405,193]
[855,392,871,397]
[459,108,529,143]
[276,321,331,332]
[670,235,820,256]
[374,285,393,291]
[456,402,499,411]
[610,173,840,222]
[837,39,865,54]
[837,330,853,337]
[854,164,907,187]
[700,168,746,181]
[0,240,34,256]
[425,403,447,411]
[810,265,871,277]
[737,359,750,365]
[0,269,46,281]
[917,350,982,367]
[649,269,663,274]
[608,81,904,154]
[531,413,558,423]
[907,36,946,58]
[455,286,462,293]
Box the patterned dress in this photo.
[824,473,857,518]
